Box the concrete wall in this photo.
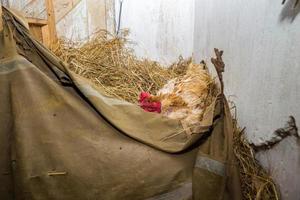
[193,0,300,199]
[115,0,195,64]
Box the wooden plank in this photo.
[105,0,116,34]
[9,0,47,19]
[41,24,50,47]
[29,24,43,42]
[0,2,3,32]
[27,17,48,25]
[45,0,57,46]
[54,0,81,23]
[86,0,106,35]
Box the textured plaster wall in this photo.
[193,0,300,199]
[115,0,195,64]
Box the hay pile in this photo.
[52,30,191,103]
[52,30,279,199]
[231,109,280,199]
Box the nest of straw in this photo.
[52,30,190,103]
[232,116,280,199]
[52,30,279,199]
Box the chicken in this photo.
[148,62,215,130]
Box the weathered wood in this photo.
[27,17,48,26]
[105,0,116,34]
[41,24,50,47]
[29,24,44,42]
[0,2,3,32]
[54,0,81,23]
[45,0,57,46]
[86,0,106,35]
[24,0,57,48]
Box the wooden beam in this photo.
[41,24,50,47]
[45,0,57,47]
[55,0,82,23]
[27,17,48,26]
[0,2,3,32]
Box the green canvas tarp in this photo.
[0,7,242,200]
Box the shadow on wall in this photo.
[280,0,300,22]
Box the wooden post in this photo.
[0,2,3,32]
[45,0,57,47]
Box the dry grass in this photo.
[52,30,191,103]
[231,111,280,199]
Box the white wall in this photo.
[115,0,195,64]
[194,0,300,199]
[194,0,300,144]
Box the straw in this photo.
[52,30,191,103]
[232,109,280,199]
